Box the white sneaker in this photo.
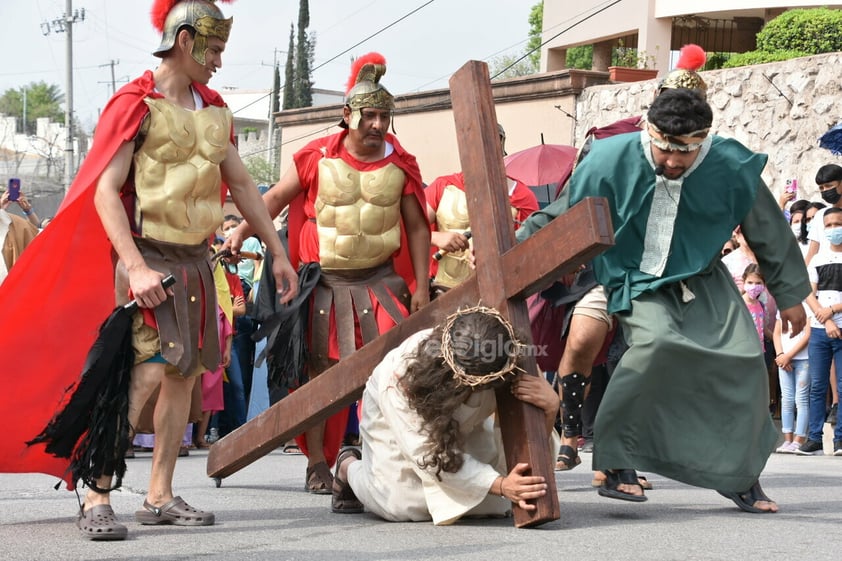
[775,442,795,454]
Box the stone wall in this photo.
[575,52,842,202]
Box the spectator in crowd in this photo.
[773,305,810,454]
[0,190,38,284]
[805,165,842,265]
[800,206,842,455]
[221,214,262,418]
[742,264,773,352]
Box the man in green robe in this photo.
[517,88,809,513]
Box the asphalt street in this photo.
[0,425,842,561]
[1,424,839,561]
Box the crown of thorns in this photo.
[440,305,526,388]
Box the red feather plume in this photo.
[151,0,234,32]
[675,44,706,72]
[345,52,387,95]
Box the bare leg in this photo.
[305,422,327,466]
[143,366,195,506]
[84,361,166,510]
[196,411,211,447]
[302,361,334,493]
[336,453,358,482]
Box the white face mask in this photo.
[222,226,237,239]
[791,223,802,237]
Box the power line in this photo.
[230,0,437,117]
[490,0,624,80]
[229,0,619,155]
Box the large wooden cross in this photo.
[207,61,614,528]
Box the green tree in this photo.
[756,8,842,54]
[282,25,295,110]
[293,0,313,107]
[244,155,279,185]
[0,81,65,134]
[566,45,593,69]
[723,8,839,68]
[489,1,543,79]
[271,63,281,114]
[489,54,535,79]
[526,1,543,71]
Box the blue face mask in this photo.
[825,227,842,245]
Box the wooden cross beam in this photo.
[207,61,614,528]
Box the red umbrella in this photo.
[504,143,578,187]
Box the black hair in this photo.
[789,199,810,215]
[647,88,713,136]
[824,206,842,220]
[789,206,807,244]
[816,164,842,184]
[223,214,242,224]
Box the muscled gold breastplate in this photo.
[315,157,405,270]
[433,184,472,288]
[132,97,231,245]
[433,183,519,289]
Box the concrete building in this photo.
[541,1,842,77]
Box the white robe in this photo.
[347,328,558,525]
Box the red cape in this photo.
[0,71,228,490]
[286,130,427,466]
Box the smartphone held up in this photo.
[785,178,798,197]
[7,178,20,202]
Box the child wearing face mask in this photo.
[742,264,773,351]
[801,206,842,456]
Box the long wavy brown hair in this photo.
[401,310,517,479]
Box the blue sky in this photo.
[1,0,534,132]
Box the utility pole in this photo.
[261,48,285,180]
[99,60,119,96]
[22,87,27,136]
[41,1,86,192]
[98,60,127,97]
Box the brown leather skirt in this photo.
[309,261,410,375]
[115,237,220,378]
[116,238,218,432]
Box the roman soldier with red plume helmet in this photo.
[226,52,430,498]
[1,0,298,542]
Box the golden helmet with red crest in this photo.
[342,52,395,130]
[659,44,708,93]
[151,0,233,65]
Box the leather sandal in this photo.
[332,448,363,514]
[305,461,334,494]
[77,504,128,541]
[135,496,215,526]
[592,471,654,490]
[597,469,648,502]
[717,480,777,514]
[555,445,582,471]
